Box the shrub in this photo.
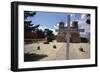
[80,37,89,43]
[37,46,40,50]
[53,45,56,49]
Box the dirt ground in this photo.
[24,40,90,61]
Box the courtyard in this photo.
[24,40,90,61]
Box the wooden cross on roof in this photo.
[56,15,84,60]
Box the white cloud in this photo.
[77,14,90,38]
[81,14,87,20]
[78,20,90,33]
[49,28,58,35]
[39,26,58,35]
[78,19,90,38]
[38,26,48,31]
[65,23,68,27]
[53,25,58,29]
[56,23,59,26]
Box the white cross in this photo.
[56,15,84,59]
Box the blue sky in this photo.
[26,11,81,29]
[25,11,90,38]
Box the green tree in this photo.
[36,29,45,38]
[44,29,54,42]
[24,11,36,19]
[24,11,39,33]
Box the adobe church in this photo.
[56,21,81,43]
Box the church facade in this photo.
[56,21,81,43]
